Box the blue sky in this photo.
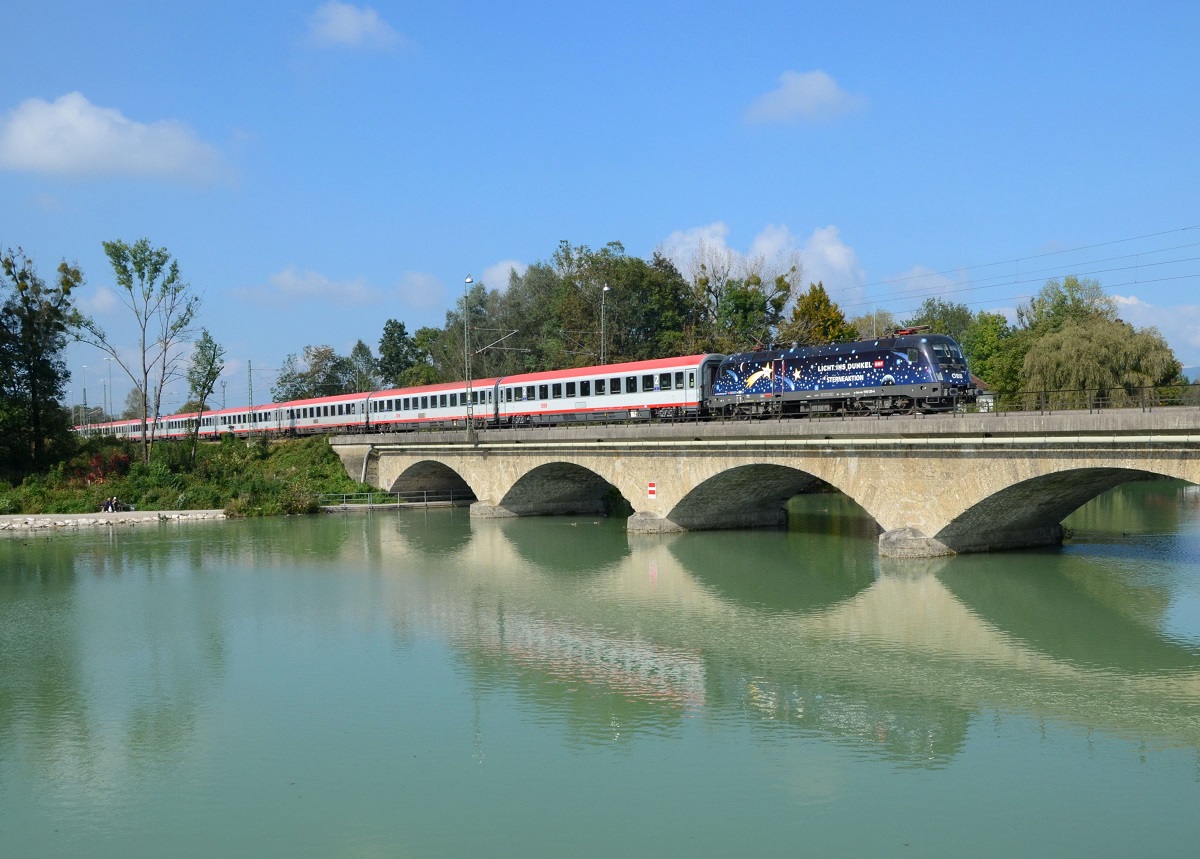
[2,1,1198,409]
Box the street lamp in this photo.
[464,275,474,437]
[600,283,611,365]
[104,356,113,419]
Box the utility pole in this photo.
[464,275,475,443]
[248,360,253,438]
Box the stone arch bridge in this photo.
[330,410,1200,557]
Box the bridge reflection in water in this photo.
[341,480,1200,764]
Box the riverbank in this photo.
[0,509,226,532]
[0,435,370,517]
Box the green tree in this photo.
[121,386,148,420]
[959,310,1012,388]
[272,345,355,401]
[185,329,225,464]
[349,340,379,392]
[1017,275,1116,331]
[397,327,443,386]
[377,319,418,386]
[0,248,83,477]
[902,297,974,343]
[77,238,200,464]
[849,309,898,340]
[1022,317,1180,406]
[779,282,857,346]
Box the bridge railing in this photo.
[987,383,1200,414]
[317,490,476,508]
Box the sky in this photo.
[2,1,1199,411]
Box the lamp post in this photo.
[600,283,611,365]
[464,274,474,439]
[104,356,113,419]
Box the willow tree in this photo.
[1022,317,1180,407]
[78,239,199,464]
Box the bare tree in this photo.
[77,238,199,464]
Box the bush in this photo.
[1,436,369,517]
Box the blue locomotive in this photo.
[707,329,977,416]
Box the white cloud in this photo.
[76,287,120,316]
[1113,294,1200,366]
[395,271,446,311]
[660,221,811,285]
[744,70,864,124]
[800,225,866,299]
[307,1,404,49]
[235,267,381,306]
[481,259,527,291]
[0,92,224,182]
[658,222,732,265]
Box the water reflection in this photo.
[1,479,1199,807]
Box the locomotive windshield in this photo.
[929,341,966,370]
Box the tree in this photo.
[849,309,898,340]
[779,282,857,346]
[1017,275,1116,331]
[272,345,355,401]
[377,319,418,387]
[0,248,83,477]
[185,329,225,464]
[1022,317,1180,406]
[902,297,974,343]
[77,238,200,464]
[398,327,442,386]
[959,310,1012,388]
[348,340,379,392]
[121,386,148,420]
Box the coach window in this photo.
[689,371,696,389]
[439,394,447,408]
[674,372,684,389]
[611,377,622,393]
[552,383,562,399]
[580,380,590,396]
[336,405,342,416]
[524,385,534,400]
[537,384,548,400]
[907,348,920,363]
[642,374,654,392]
[660,372,671,390]
[421,396,428,409]
[448,393,456,407]
[595,379,606,395]
[505,388,513,402]
[565,381,576,397]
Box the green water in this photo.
[2,481,1199,856]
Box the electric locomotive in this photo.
[707,330,977,416]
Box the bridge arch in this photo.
[495,461,625,517]
[665,463,832,530]
[387,459,476,500]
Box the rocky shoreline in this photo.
[0,510,227,532]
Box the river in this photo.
[2,480,1199,856]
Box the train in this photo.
[75,332,976,440]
